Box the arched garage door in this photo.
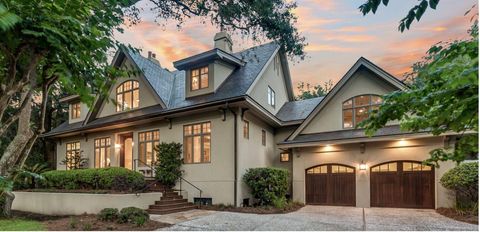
[305,164,356,206]
[370,161,435,209]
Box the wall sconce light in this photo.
[359,161,367,171]
[114,144,121,148]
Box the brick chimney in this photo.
[147,51,160,65]
[214,31,233,53]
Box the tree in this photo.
[296,80,333,100]
[154,142,183,188]
[359,21,478,166]
[359,0,441,32]
[0,0,306,216]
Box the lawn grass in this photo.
[0,218,44,231]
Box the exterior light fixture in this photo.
[114,144,121,148]
[359,161,367,170]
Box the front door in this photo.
[119,133,133,170]
[305,164,356,206]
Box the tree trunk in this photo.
[2,191,15,218]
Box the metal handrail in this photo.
[178,176,203,198]
[133,159,155,178]
[135,178,164,196]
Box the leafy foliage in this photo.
[243,167,289,206]
[154,142,183,188]
[0,3,20,31]
[359,0,441,32]
[98,208,119,222]
[42,167,145,191]
[117,207,149,226]
[59,151,89,170]
[12,163,49,189]
[359,21,479,166]
[440,162,478,210]
[296,80,333,100]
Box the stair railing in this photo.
[133,159,155,178]
[177,176,203,199]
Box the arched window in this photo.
[116,80,139,112]
[342,94,382,128]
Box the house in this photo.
[44,32,457,209]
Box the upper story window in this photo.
[116,80,139,112]
[267,86,275,107]
[191,66,209,91]
[71,102,81,119]
[342,94,382,128]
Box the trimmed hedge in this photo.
[440,162,478,210]
[243,167,289,206]
[42,167,145,191]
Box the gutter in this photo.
[227,104,238,207]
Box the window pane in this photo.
[202,122,211,133]
[201,67,208,74]
[146,142,153,165]
[139,143,145,165]
[124,91,132,109]
[422,164,432,171]
[354,95,370,106]
[372,166,379,172]
[346,167,354,173]
[184,137,192,163]
[280,153,289,162]
[371,96,382,105]
[153,131,159,140]
[116,94,122,111]
[203,135,211,162]
[191,75,200,90]
[388,162,397,171]
[355,107,369,124]
[139,132,145,141]
[133,81,139,88]
[193,136,201,163]
[307,169,313,174]
[200,74,208,88]
[412,162,421,171]
[338,166,346,173]
[343,109,353,128]
[192,69,199,77]
[125,81,131,91]
[243,121,249,139]
[380,164,389,172]
[184,126,192,136]
[320,165,327,173]
[403,162,412,171]
[133,89,139,108]
[193,124,201,134]
[343,100,352,109]
[117,85,123,93]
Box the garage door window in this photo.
[307,165,327,174]
[371,162,397,172]
[331,165,354,173]
[403,162,432,171]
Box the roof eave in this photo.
[173,49,245,70]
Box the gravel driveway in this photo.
[155,206,478,231]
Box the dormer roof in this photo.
[173,48,245,70]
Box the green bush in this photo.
[98,208,119,221]
[42,167,145,191]
[440,162,478,210]
[117,207,149,225]
[243,167,289,206]
[155,142,183,188]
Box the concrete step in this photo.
[147,205,197,215]
[161,195,184,200]
[149,202,192,210]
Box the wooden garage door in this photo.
[370,161,435,209]
[305,164,356,206]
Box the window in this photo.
[280,152,290,162]
[138,130,159,166]
[243,120,249,139]
[343,95,382,128]
[371,162,397,172]
[94,138,111,168]
[71,102,81,119]
[261,130,266,146]
[331,165,355,173]
[191,66,209,91]
[403,162,432,171]
[116,80,139,112]
[307,165,328,174]
[267,86,275,107]
[184,122,211,163]
[65,141,80,170]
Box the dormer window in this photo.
[71,102,81,119]
[116,80,139,112]
[343,94,382,128]
[191,66,209,91]
[267,86,275,107]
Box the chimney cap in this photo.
[214,31,232,42]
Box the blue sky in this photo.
[115,0,477,92]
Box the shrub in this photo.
[440,162,478,210]
[243,167,289,206]
[155,142,183,188]
[98,208,119,221]
[118,207,149,225]
[42,167,145,191]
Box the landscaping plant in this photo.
[155,142,183,188]
[243,167,289,206]
[59,151,88,170]
[98,208,119,221]
[440,162,478,213]
[118,207,149,226]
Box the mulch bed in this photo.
[12,211,170,231]
[436,207,478,225]
[199,202,304,214]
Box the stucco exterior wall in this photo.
[56,110,236,205]
[301,69,397,134]
[12,192,162,215]
[98,58,160,118]
[249,53,290,115]
[291,137,455,209]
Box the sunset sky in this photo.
[115,0,477,92]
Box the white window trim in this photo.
[267,86,275,108]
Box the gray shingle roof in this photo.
[276,97,324,122]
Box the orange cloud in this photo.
[322,34,376,43]
[305,44,354,52]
